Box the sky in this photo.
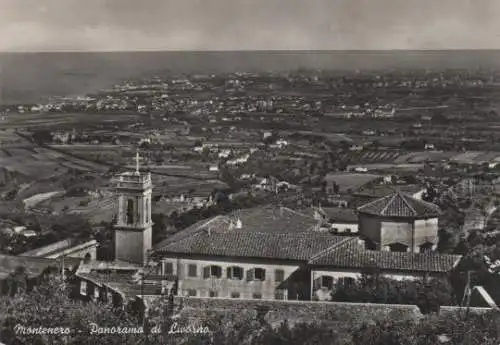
[0,0,499,51]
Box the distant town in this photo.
[2,67,500,344]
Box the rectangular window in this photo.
[274,289,287,300]
[126,199,134,224]
[188,264,197,277]
[204,265,222,279]
[338,277,355,288]
[164,262,174,275]
[187,289,197,297]
[209,290,218,298]
[230,292,240,299]
[321,276,334,289]
[274,269,285,282]
[227,267,244,280]
[252,293,262,299]
[254,268,266,281]
[80,281,87,296]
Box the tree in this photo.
[0,276,150,345]
[32,130,52,145]
[252,321,343,345]
[2,275,500,345]
[331,274,456,314]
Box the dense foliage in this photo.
[180,310,500,345]
[1,277,499,345]
[0,276,146,345]
[331,273,457,314]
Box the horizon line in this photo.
[2,48,500,54]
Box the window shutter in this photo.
[275,269,285,282]
[164,262,173,275]
[80,281,87,296]
[188,264,197,277]
[247,268,254,281]
[203,266,210,279]
[236,267,243,280]
[216,266,222,278]
[226,267,232,279]
[327,277,334,289]
[258,268,266,281]
[313,277,321,290]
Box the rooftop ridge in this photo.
[398,192,418,217]
[191,230,339,238]
[308,237,357,262]
[356,193,391,211]
[357,190,440,218]
[380,193,398,216]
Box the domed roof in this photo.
[357,191,441,218]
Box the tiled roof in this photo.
[77,271,175,299]
[76,260,141,273]
[106,282,164,298]
[78,272,134,285]
[156,231,349,261]
[309,239,462,273]
[357,192,441,218]
[319,207,358,223]
[0,254,81,278]
[154,205,318,250]
[154,215,231,249]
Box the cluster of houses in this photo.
[74,170,463,307]
[2,166,499,320]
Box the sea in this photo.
[1,50,500,105]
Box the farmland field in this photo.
[344,150,402,164]
[0,112,142,130]
[40,194,117,224]
[325,173,382,193]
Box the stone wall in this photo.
[174,297,423,328]
[439,306,493,317]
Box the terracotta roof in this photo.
[78,272,134,285]
[77,271,175,300]
[357,192,441,218]
[309,239,462,273]
[154,205,318,249]
[156,231,349,261]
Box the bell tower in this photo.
[113,152,153,265]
